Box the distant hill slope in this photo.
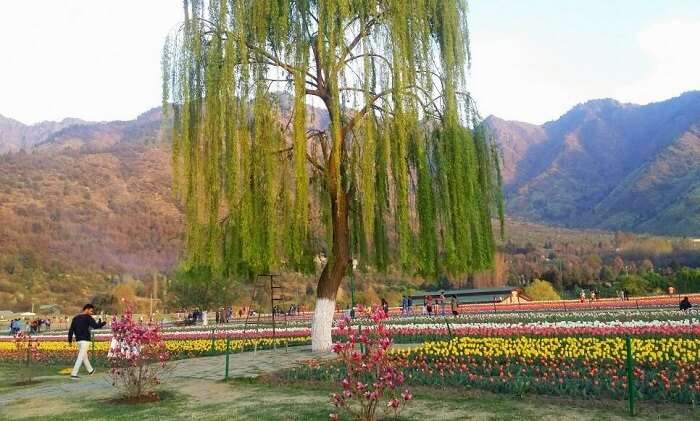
[486,91,700,236]
[0,108,182,275]
[0,98,326,278]
[0,114,88,154]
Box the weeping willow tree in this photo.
[163,0,503,351]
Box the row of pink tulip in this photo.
[5,320,698,343]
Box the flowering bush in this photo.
[108,311,170,400]
[329,306,411,421]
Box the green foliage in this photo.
[643,271,668,292]
[672,267,700,293]
[524,279,561,301]
[163,0,502,282]
[169,265,238,310]
[616,274,651,296]
[599,266,615,283]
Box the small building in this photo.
[409,287,529,306]
[38,304,62,315]
[0,310,14,320]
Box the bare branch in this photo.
[344,52,392,69]
[341,87,393,138]
[307,152,326,173]
[336,16,382,70]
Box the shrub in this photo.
[108,310,170,400]
[525,279,561,301]
[329,306,412,421]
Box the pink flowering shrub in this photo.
[330,306,412,421]
[108,310,170,399]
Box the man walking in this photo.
[68,304,106,380]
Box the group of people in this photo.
[388,292,461,317]
[185,304,304,326]
[185,309,205,324]
[214,307,233,324]
[29,318,51,333]
[7,318,52,334]
[617,289,631,301]
[579,289,601,302]
[272,304,300,317]
[422,293,460,316]
[8,318,24,334]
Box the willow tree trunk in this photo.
[311,189,349,351]
[311,127,350,351]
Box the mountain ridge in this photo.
[486,90,700,236]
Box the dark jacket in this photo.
[68,314,106,343]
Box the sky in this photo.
[0,0,699,125]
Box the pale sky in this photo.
[1,0,699,125]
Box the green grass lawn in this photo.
[0,362,67,393]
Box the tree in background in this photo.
[599,266,615,284]
[524,279,561,301]
[163,0,502,351]
[617,274,651,297]
[168,265,238,311]
[673,267,700,293]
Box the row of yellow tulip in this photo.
[0,336,310,356]
[392,336,700,363]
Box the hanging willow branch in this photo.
[163,0,503,281]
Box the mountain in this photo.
[0,108,180,272]
[486,91,700,236]
[1,93,697,309]
[0,108,183,309]
[0,114,90,154]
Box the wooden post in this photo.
[625,335,635,416]
[270,275,276,350]
[444,317,453,340]
[224,336,231,380]
[210,328,216,354]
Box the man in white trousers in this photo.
[68,304,106,379]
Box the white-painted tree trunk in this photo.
[311,298,335,352]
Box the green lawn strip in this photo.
[11,391,187,421]
[0,362,68,392]
[238,376,698,420]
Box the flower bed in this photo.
[400,336,700,363]
[281,335,700,404]
[0,336,310,364]
[380,309,699,326]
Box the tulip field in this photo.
[285,308,700,405]
[2,306,699,406]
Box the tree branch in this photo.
[341,87,393,138]
[336,16,381,71]
[344,53,392,70]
